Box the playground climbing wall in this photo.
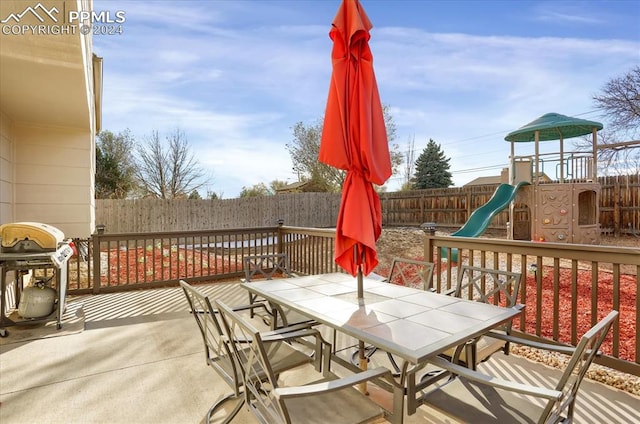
[532,183,600,244]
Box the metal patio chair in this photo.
[216,299,404,424]
[386,257,436,291]
[180,280,324,424]
[352,258,435,375]
[421,310,619,423]
[243,253,314,329]
[444,265,524,370]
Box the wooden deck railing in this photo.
[65,226,638,376]
[425,234,639,376]
[279,226,340,275]
[68,227,282,294]
[66,225,340,295]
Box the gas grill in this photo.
[0,222,75,337]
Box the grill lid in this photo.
[0,222,65,252]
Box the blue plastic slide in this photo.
[442,182,528,260]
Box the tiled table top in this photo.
[242,272,521,364]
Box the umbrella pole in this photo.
[355,246,369,394]
[359,338,368,395]
[357,260,364,299]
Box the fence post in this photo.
[422,226,436,290]
[421,223,436,262]
[276,219,284,254]
[91,225,105,294]
[614,178,620,237]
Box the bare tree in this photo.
[286,120,343,191]
[401,134,416,190]
[593,66,640,135]
[575,67,640,175]
[286,105,403,192]
[612,142,640,174]
[583,131,640,175]
[135,129,207,199]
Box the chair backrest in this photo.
[387,258,435,290]
[179,280,242,396]
[454,265,522,308]
[243,253,292,282]
[541,310,618,423]
[216,299,289,424]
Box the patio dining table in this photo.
[241,272,522,418]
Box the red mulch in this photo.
[520,266,636,361]
[102,246,239,285]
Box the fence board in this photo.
[96,193,342,233]
[96,175,639,234]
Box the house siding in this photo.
[12,124,94,238]
[0,111,15,224]
[0,0,98,239]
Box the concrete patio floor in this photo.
[1,281,639,424]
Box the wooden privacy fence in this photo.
[599,174,640,235]
[380,174,640,233]
[380,184,508,228]
[96,175,639,235]
[96,193,341,233]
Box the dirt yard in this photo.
[374,226,640,272]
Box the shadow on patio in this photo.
[1,281,639,423]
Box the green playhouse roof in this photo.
[505,112,603,142]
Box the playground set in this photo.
[451,112,603,245]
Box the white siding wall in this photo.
[0,1,97,240]
[0,111,15,225]
[13,124,94,238]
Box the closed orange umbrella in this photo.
[319,0,391,286]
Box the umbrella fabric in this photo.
[319,0,392,276]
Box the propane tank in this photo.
[18,286,56,319]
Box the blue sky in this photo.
[93,0,640,198]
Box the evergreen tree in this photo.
[95,129,137,198]
[239,183,272,197]
[188,190,202,199]
[413,139,453,189]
